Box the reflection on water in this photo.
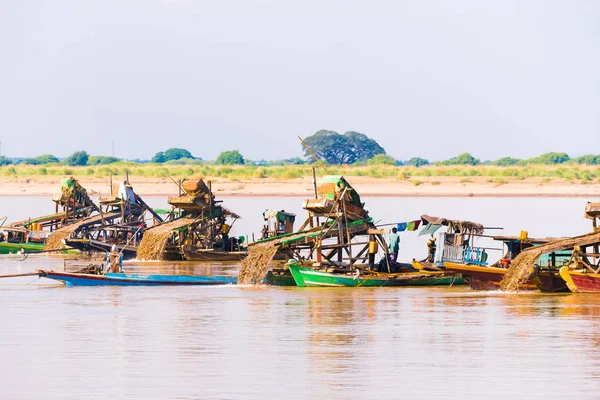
[2,197,600,399]
[3,256,600,399]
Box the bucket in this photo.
[520,230,528,241]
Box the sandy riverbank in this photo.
[0,176,599,198]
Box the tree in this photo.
[0,156,12,166]
[63,151,89,166]
[405,157,429,167]
[437,153,480,166]
[574,155,600,165]
[367,154,396,165]
[491,157,520,166]
[283,157,306,165]
[302,130,385,164]
[216,150,244,165]
[343,131,386,163]
[88,156,121,165]
[537,152,570,165]
[151,151,166,163]
[151,148,195,163]
[21,154,59,165]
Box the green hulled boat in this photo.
[265,269,296,286]
[288,262,464,287]
[0,242,45,255]
[0,242,77,255]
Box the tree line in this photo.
[1,131,599,167]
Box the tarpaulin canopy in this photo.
[420,215,484,235]
[263,209,296,223]
[317,175,362,208]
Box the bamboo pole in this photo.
[0,272,40,279]
[298,136,329,174]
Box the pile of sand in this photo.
[137,217,195,260]
[237,243,280,284]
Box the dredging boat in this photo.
[442,233,569,292]
[238,175,459,287]
[0,177,98,254]
[555,202,600,293]
[499,202,600,292]
[136,178,246,261]
[60,177,163,259]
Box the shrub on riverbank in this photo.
[0,163,598,184]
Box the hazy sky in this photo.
[1,0,599,161]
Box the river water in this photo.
[1,196,599,399]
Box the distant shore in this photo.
[0,176,599,198]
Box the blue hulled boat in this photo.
[38,270,238,286]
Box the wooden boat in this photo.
[60,178,163,257]
[239,175,402,285]
[239,176,465,287]
[444,261,567,291]
[181,247,247,261]
[0,227,77,255]
[264,268,297,286]
[559,267,600,293]
[557,203,600,293]
[38,270,237,286]
[436,228,569,292]
[498,202,600,292]
[288,261,462,287]
[2,177,99,254]
[0,241,45,254]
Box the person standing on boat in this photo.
[109,240,120,273]
[388,227,400,264]
[426,236,437,262]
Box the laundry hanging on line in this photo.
[396,220,421,232]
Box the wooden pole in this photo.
[594,219,598,266]
[312,167,318,199]
[313,167,320,227]
[298,136,329,174]
[0,272,40,279]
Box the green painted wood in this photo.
[288,263,464,287]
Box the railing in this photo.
[463,246,489,266]
[441,244,464,263]
[441,244,489,266]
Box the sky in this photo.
[1,0,599,162]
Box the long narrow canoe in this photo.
[288,263,462,287]
[38,270,237,286]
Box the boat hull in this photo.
[559,267,600,293]
[0,242,45,254]
[265,270,297,286]
[38,270,237,286]
[288,264,462,287]
[444,262,568,292]
[182,247,247,262]
[0,242,77,255]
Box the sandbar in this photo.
[0,176,598,198]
